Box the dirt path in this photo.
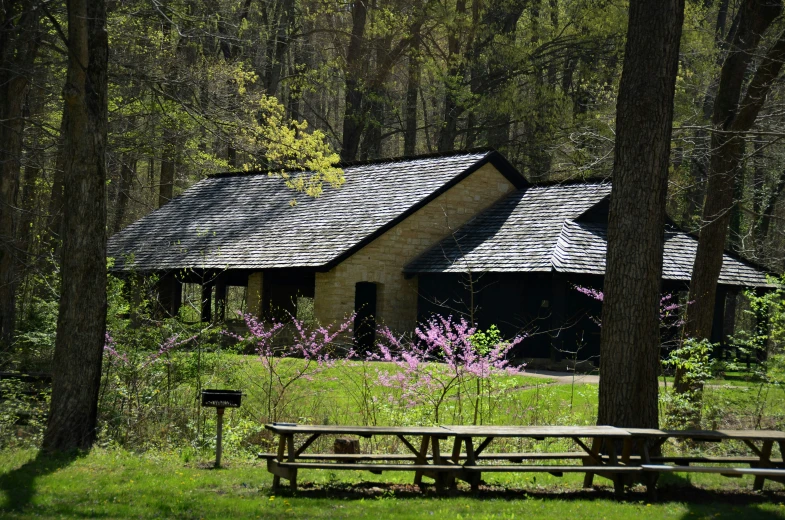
[524,369,599,385]
[523,370,736,389]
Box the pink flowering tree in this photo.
[231,313,353,423]
[369,315,525,424]
[574,285,688,331]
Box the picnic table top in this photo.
[623,428,785,441]
[445,425,631,437]
[264,424,630,438]
[264,424,452,436]
[264,424,785,442]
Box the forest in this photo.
[3,0,785,289]
[2,0,785,514]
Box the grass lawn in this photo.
[2,449,785,519]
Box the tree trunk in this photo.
[265,0,294,96]
[403,24,420,156]
[158,129,176,207]
[683,1,783,346]
[47,106,68,248]
[340,0,368,161]
[0,0,40,345]
[597,0,684,428]
[438,0,467,152]
[112,155,135,234]
[43,0,108,452]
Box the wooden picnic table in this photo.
[262,424,785,497]
[622,428,785,491]
[264,424,454,491]
[444,425,636,494]
[264,424,639,493]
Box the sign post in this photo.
[201,389,243,468]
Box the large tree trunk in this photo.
[403,24,420,156]
[0,0,39,345]
[438,0,468,152]
[683,1,783,347]
[43,0,108,452]
[598,0,684,428]
[340,0,368,161]
[47,106,68,249]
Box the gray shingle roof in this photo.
[108,151,522,271]
[553,221,769,286]
[404,183,612,273]
[405,182,770,287]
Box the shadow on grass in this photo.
[0,451,82,512]
[267,474,785,518]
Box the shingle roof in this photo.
[405,182,771,287]
[108,151,524,271]
[552,221,769,286]
[404,183,612,273]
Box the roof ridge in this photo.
[206,149,495,179]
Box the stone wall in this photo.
[246,272,263,317]
[313,163,515,332]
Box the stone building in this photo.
[108,150,770,359]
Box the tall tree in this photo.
[43,0,109,451]
[340,0,368,161]
[683,0,783,345]
[0,0,40,344]
[597,0,684,427]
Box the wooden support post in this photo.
[431,436,444,493]
[287,434,297,491]
[753,440,773,491]
[583,437,601,488]
[413,435,430,487]
[549,273,566,362]
[272,434,286,491]
[710,286,727,347]
[215,279,227,322]
[641,439,658,502]
[157,274,182,318]
[604,438,624,497]
[201,284,212,323]
[215,407,224,468]
[465,437,480,492]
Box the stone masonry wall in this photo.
[313,163,515,333]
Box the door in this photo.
[354,282,377,350]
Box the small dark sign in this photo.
[201,389,242,408]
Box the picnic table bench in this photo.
[262,423,785,498]
[622,428,785,492]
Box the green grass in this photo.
[2,449,785,519]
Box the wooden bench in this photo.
[263,423,785,497]
[264,424,456,491]
[625,428,785,492]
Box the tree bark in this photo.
[112,155,135,234]
[0,0,40,345]
[158,129,176,207]
[47,105,68,249]
[340,0,368,161]
[43,0,108,452]
[438,0,467,152]
[683,0,783,345]
[597,0,684,428]
[403,24,420,156]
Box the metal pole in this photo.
[215,407,225,468]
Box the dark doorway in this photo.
[354,282,377,349]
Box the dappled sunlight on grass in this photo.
[1,449,784,519]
